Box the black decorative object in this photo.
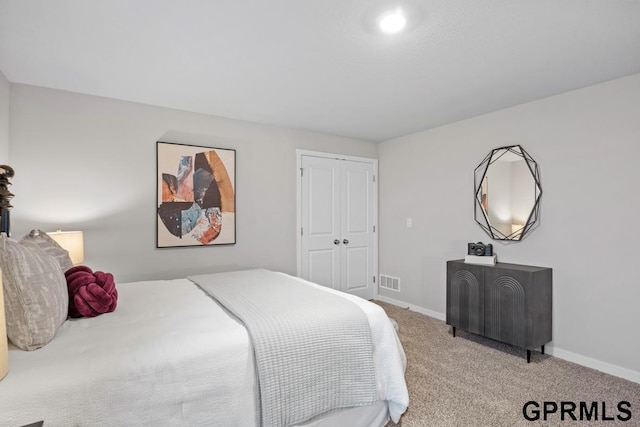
[474,145,541,241]
[467,242,493,256]
[0,165,14,236]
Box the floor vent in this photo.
[379,274,400,292]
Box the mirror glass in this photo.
[474,145,541,241]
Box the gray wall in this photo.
[8,84,377,282]
[0,70,8,163]
[378,73,640,380]
[5,73,640,382]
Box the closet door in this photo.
[300,155,375,299]
[300,156,341,290]
[340,160,375,299]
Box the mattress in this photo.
[0,271,408,426]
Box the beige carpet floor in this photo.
[376,301,640,427]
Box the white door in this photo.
[300,154,376,299]
[340,159,375,298]
[300,156,341,290]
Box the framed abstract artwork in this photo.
[156,141,236,247]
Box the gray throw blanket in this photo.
[189,269,377,427]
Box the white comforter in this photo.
[0,271,408,426]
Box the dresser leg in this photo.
[527,350,531,363]
[452,326,456,337]
[541,345,545,355]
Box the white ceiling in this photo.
[1,0,640,142]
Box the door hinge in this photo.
[300,168,304,177]
[373,175,376,183]
[373,276,376,283]
[301,228,303,236]
[373,225,376,232]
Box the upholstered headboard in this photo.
[0,165,14,236]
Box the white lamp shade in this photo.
[48,230,84,265]
[0,270,9,380]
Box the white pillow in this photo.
[0,234,68,350]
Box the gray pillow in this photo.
[21,230,74,273]
[0,234,68,350]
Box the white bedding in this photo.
[0,271,408,426]
[283,273,409,423]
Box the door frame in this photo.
[296,149,379,299]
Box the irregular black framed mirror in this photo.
[474,145,541,241]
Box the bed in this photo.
[0,201,409,427]
[0,164,408,426]
[0,263,408,426]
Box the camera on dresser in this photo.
[465,241,496,265]
[467,241,493,257]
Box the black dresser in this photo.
[446,260,552,362]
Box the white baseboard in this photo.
[376,295,446,322]
[375,296,640,384]
[546,347,640,384]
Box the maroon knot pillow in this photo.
[65,266,118,318]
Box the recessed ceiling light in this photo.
[378,9,406,34]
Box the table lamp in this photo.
[48,230,84,265]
